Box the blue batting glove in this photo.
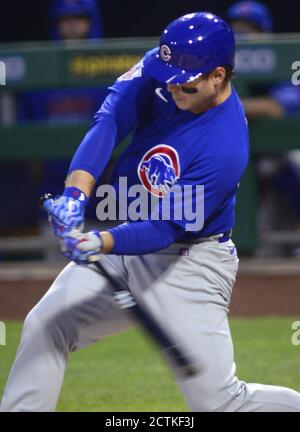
[43,186,88,238]
[61,229,103,264]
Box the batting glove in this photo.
[61,229,103,264]
[43,186,88,238]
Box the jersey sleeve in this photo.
[68,49,157,180]
[269,82,300,115]
[108,219,185,255]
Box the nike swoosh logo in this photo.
[155,87,168,103]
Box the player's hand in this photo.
[43,187,88,238]
[61,229,103,264]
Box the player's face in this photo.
[167,67,229,114]
[230,20,267,42]
[58,16,91,40]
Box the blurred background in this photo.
[0,0,299,41]
[0,0,300,311]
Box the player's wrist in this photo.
[65,169,96,199]
[63,186,89,207]
[99,231,115,254]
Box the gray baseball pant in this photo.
[1,238,300,412]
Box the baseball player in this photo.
[1,12,300,412]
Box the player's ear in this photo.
[210,67,226,86]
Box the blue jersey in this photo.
[69,49,249,251]
[17,88,107,124]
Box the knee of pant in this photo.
[23,308,55,341]
[22,309,72,360]
[23,307,70,348]
[23,308,45,334]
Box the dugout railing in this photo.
[0,35,300,256]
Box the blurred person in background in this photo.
[19,0,106,131]
[52,0,103,41]
[227,1,300,256]
[227,0,298,119]
[0,0,107,254]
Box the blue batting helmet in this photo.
[146,12,235,85]
[227,1,273,32]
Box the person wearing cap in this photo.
[2,12,300,412]
[51,0,103,40]
[227,1,300,119]
[14,0,106,241]
[227,0,273,34]
[228,1,300,255]
[227,1,284,117]
[18,0,104,127]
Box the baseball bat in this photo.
[40,193,197,377]
[91,259,197,376]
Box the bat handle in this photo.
[88,254,103,263]
[39,192,54,211]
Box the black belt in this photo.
[218,229,232,243]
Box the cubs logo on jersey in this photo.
[138,145,180,197]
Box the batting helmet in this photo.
[146,12,235,85]
[227,1,273,32]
